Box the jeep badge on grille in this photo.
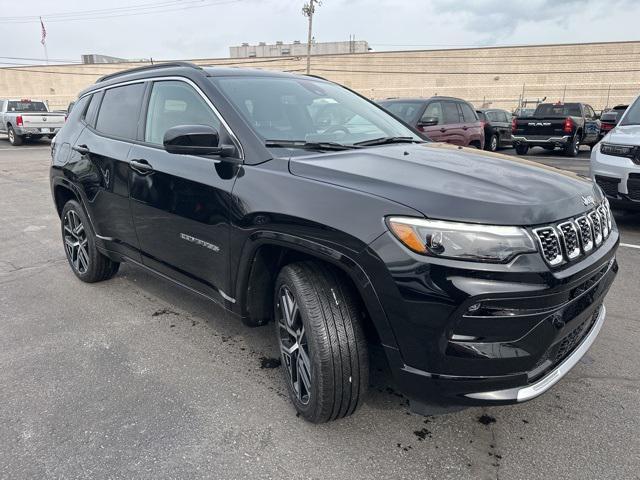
[581,195,595,206]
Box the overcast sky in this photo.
[1,0,639,65]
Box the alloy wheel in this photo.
[63,209,89,274]
[8,128,14,143]
[277,285,312,405]
[491,135,498,151]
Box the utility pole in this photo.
[302,0,320,75]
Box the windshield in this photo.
[534,103,581,118]
[7,101,47,112]
[620,98,640,126]
[213,76,421,146]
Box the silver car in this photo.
[591,95,640,212]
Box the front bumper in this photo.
[591,146,640,209]
[368,225,618,407]
[466,304,605,402]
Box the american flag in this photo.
[40,17,46,45]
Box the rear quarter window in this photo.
[95,83,146,140]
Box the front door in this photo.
[420,101,446,142]
[129,79,239,303]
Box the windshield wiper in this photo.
[264,140,360,151]
[353,136,423,147]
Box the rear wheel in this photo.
[274,261,368,423]
[564,135,580,157]
[61,200,120,283]
[7,126,23,146]
[515,144,529,155]
[486,134,499,152]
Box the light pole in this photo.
[302,0,320,75]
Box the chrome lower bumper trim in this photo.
[465,304,606,402]
[512,135,570,143]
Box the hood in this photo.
[288,142,601,226]
[603,124,640,145]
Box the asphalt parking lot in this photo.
[1,139,639,479]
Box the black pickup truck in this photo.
[512,102,601,157]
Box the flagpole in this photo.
[43,43,49,65]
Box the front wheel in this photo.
[61,200,120,283]
[7,126,23,146]
[515,144,529,155]
[274,261,368,423]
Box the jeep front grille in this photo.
[533,202,612,267]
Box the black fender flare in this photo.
[233,230,400,351]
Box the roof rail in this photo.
[95,62,203,83]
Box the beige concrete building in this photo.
[1,40,639,112]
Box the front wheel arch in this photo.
[235,236,392,348]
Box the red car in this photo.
[378,96,484,149]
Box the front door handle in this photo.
[73,144,90,155]
[462,126,469,130]
[130,159,154,175]
[440,128,447,133]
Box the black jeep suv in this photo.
[50,63,618,423]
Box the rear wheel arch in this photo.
[53,183,80,217]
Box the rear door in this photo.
[70,83,145,261]
[128,79,239,303]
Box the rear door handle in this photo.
[73,144,90,155]
[440,128,447,132]
[130,159,154,175]
[462,126,469,130]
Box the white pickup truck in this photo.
[0,99,66,146]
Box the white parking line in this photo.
[620,243,640,250]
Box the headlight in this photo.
[600,142,638,160]
[387,217,537,263]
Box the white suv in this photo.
[591,95,640,212]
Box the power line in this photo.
[0,0,245,24]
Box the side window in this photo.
[66,95,90,124]
[443,101,461,124]
[95,83,145,139]
[499,111,510,123]
[585,105,595,119]
[459,103,477,123]
[84,92,101,126]
[421,102,443,125]
[145,81,221,145]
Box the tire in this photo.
[486,134,499,152]
[564,135,580,157]
[7,125,23,146]
[274,261,368,423]
[515,144,529,155]
[61,200,120,283]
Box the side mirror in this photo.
[163,125,235,157]
[418,117,439,127]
